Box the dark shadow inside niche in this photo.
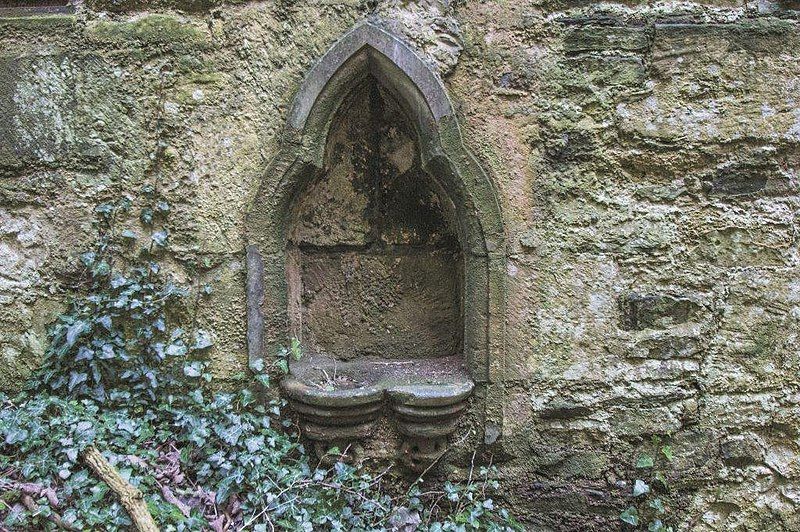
[287,76,464,362]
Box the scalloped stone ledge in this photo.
[281,355,474,470]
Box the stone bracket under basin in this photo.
[281,355,474,471]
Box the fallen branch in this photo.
[20,494,75,531]
[82,446,159,532]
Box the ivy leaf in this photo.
[245,436,264,453]
[661,445,673,462]
[636,454,654,468]
[118,468,133,483]
[65,447,79,462]
[4,427,28,445]
[620,506,639,526]
[166,343,187,357]
[93,261,110,276]
[75,346,94,361]
[183,362,204,378]
[189,389,204,404]
[100,344,115,359]
[144,370,157,389]
[95,203,114,216]
[97,315,113,330]
[215,477,235,504]
[140,208,153,225]
[68,371,88,392]
[117,418,138,434]
[649,498,665,514]
[151,230,168,247]
[80,252,96,267]
[240,388,255,407]
[66,321,88,348]
[121,229,137,240]
[192,330,213,351]
[633,479,650,497]
[290,337,302,360]
[654,471,669,490]
[276,359,289,374]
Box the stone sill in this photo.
[283,354,473,407]
[0,6,74,16]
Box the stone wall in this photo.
[1,0,798,529]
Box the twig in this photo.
[82,446,158,532]
[20,494,75,531]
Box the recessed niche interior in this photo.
[287,77,464,365]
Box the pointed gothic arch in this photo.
[245,21,506,394]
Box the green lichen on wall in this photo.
[87,14,207,46]
[452,1,799,529]
[0,1,798,530]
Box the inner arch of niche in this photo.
[287,77,464,365]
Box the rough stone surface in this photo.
[1,1,799,530]
[288,80,463,361]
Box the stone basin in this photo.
[281,354,474,468]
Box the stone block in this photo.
[702,158,790,198]
[721,434,765,467]
[298,251,462,361]
[86,15,209,48]
[758,0,800,16]
[566,56,647,89]
[86,0,225,12]
[707,165,767,196]
[563,26,649,54]
[540,398,593,420]
[548,450,609,480]
[702,394,781,430]
[619,293,702,331]
[627,333,703,360]
[689,226,793,268]
[609,404,683,437]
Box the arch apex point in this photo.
[286,19,453,133]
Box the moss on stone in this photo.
[0,14,77,34]
[85,0,242,13]
[86,15,207,47]
[1,1,800,528]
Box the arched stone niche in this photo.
[246,21,506,470]
[288,78,464,361]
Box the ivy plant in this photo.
[0,196,522,532]
[621,436,676,532]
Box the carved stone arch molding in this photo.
[246,20,507,468]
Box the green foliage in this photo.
[621,436,676,531]
[33,196,200,405]
[0,198,522,531]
